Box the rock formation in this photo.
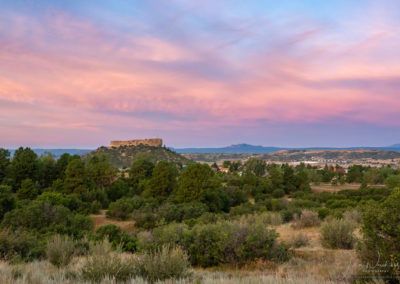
[109,138,163,148]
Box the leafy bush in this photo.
[106,197,145,220]
[1,201,93,235]
[46,234,75,267]
[133,207,159,229]
[358,189,400,280]
[292,210,320,229]
[280,208,301,223]
[95,224,137,252]
[272,188,285,198]
[0,229,45,262]
[148,217,290,267]
[317,207,330,220]
[16,179,39,200]
[0,185,15,220]
[320,218,356,249]
[134,245,190,282]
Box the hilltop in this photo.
[83,145,190,168]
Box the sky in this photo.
[1,0,400,148]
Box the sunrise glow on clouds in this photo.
[1,0,400,148]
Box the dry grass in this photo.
[311,183,360,193]
[90,210,135,232]
[0,220,379,284]
[0,259,370,284]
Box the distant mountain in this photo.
[175,144,400,154]
[83,145,190,168]
[8,149,93,158]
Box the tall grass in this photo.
[46,235,75,267]
[320,218,356,249]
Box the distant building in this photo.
[109,138,163,148]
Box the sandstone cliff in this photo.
[110,138,163,148]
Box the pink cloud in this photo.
[0,4,400,147]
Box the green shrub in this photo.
[272,188,285,198]
[358,189,400,280]
[95,224,137,252]
[320,218,356,249]
[106,197,144,220]
[0,229,45,262]
[46,234,75,267]
[229,202,257,216]
[134,245,190,282]
[16,179,39,200]
[280,208,301,223]
[0,185,15,220]
[134,207,158,229]
[292,210,320,229]
[317,207,330,220]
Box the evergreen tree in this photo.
[8,147,39,189]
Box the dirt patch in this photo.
[90,210,135,232]
[311,183,361,193]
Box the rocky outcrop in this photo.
[109,138,163,148]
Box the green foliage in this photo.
[8,147,39,189]
[107,197,145,220]
[0,185,15,220]
[1,201,93,235]
[0,229,45,262]
[268,165,283,189]
[95,224,137,252]
[176,163,217,203]
[243,158,266,177]
[38,153,57,189]
[0,149,10,184]
[63,158,87,194]
[105,178,129,202]
[272,188,285,198]
[46,234,75,267]
[384,174,400,189]
[16,178,39,200]
[358,189,400,280]
[320,218,356,249]
[139,217,290,267]
[36,192,87,213]
[129,158,154,186]
[86,154,118,189]
[145,161,178,200]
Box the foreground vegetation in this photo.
[0,147,399,282]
